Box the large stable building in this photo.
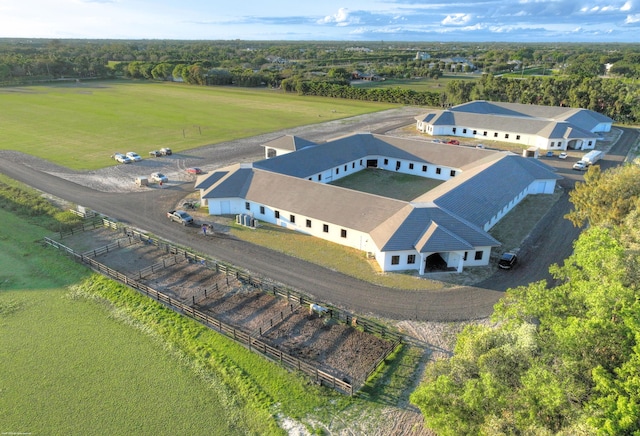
[416,100,613,152]
[196,133,560,274]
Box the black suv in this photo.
[498,252,518,269]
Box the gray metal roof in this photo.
[417,100,612,138]
[254,133,498,178]
[200,133,558,253]
[261,135,317,152]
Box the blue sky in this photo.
[1,0,638,42]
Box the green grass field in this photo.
[0,209,273,435]
[351,74,479,92]
[0,81,397,170]
[0,179,422,434]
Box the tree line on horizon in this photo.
[1,39,639,124]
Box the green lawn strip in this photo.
[0,173,83,232]
[351,75,478,92]
[230,221,441,290]
[75,275,352,427]
[0,81,397,170]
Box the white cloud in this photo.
[317,8,356,26]
[624,13,640,23]
[441,13,472,26]
[621,1,632,11]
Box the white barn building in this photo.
[416,100,613,152]
[196,133,560,274]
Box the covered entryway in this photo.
[424,253,447,272]
[366,159,378,168]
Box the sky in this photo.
[1,0,639,43]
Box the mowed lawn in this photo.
[0,81,397,170]
[330,168,443,201]
[2,207,359,435]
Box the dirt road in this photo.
[1,110,634,321]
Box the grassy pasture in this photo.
[351,74,478,92]
[0,81,397,170]
[0,210,271,435]
[0,179,419,435]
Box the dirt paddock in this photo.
[57,226,396,385]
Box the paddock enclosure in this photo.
[45,218,402,394]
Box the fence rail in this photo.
[43,217,404,395]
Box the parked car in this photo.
[475,144,485,149]
[546,151,554,157]
[160,147,172,156]
[572,161,588,171]
[126,152,142,162]
[150,172,168,183]
[149,150,162,157]
[498,252,518,270]
[558,152,568,159]
[446,139,460,145]
[432,139,442,143]
[112,153,131,164]
[186,167,202,174]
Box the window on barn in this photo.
[483,131,487,136]
[336,168,339,174]
[494,132,498,138]
[341,229,347,238]
[452,128,457,133]
[344,165,347,171]
[384,159,389,165]
[290,215,295,224]
[450,170,456,177]
[463,252,468,261]
[474,251,483,260]
[396,161,401,171]
[259,206,265,215]
[323,224,329,233]
[473,130,477,135]
[409,163,414,170]
[391,255,400,265]
[463,128,467,134]
[505,134,509,139]
[408,254,416,264]
[245,202,250,210]
[306,219,312,228]
[422,165,427,172]
[352,162,355,169]
[436,167,441,175]
[275,210,280,219]
[516,135,521,140]
[317,174,322,181]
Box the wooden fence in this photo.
[43,218,403,395]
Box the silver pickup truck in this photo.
[167,210,194,226]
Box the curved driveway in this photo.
[1,113,634,322]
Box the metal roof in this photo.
[199,133,558,253]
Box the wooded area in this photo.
[410,164,640,435]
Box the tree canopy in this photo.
[411,164,640,435]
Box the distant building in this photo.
[196,133,560,274]
[416,101,613,151]
[415,51,431,61]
